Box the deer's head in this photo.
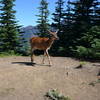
[48,30,59,40]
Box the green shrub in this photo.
[45,89,71,100]
[75,26,100,60]
[76,46,88,58]
[0,50,21,57]
[76,45,100,59]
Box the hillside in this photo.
[21,25,38,42]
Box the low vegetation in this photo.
[0,51,21,57]
[75,61,86,69]
[45,89,71,100]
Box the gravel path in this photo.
[0,56,100,100]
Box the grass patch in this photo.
[79,61,87,65]
[0,51,22,57]
[45,89,71,100]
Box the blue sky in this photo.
[15,0,63,27]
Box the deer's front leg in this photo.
[46,49,52,66]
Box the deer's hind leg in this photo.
[31,48,35,65]
[42,50,47,64]
[45,49,52,66]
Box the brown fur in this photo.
[30,37,55,50]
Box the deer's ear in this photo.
[47,30,53,34]
[56,29,59,33]
[47,30,51,33]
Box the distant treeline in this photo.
[0,0,100,60]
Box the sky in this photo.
[14,0,62,27]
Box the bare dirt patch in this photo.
[0,56,100,100]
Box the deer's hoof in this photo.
[49,64,52,67]
[31,62,36,66]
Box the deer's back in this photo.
[30,37,51,50]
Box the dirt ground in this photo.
[0,56,100,100]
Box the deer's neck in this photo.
[47,37,55,47]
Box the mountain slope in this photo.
[21,25,38,41]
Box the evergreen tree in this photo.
[69,0,100,46]
[51,0,65,56]
[52,0,65,30]
[90,0,100,26]
[68,0,100,58]
[36,0,49,37]
[16,26,28,55]
[61,0,75,56]
[0,0,20,52]
[51,0,100,57]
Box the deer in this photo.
[30,30,59,66]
